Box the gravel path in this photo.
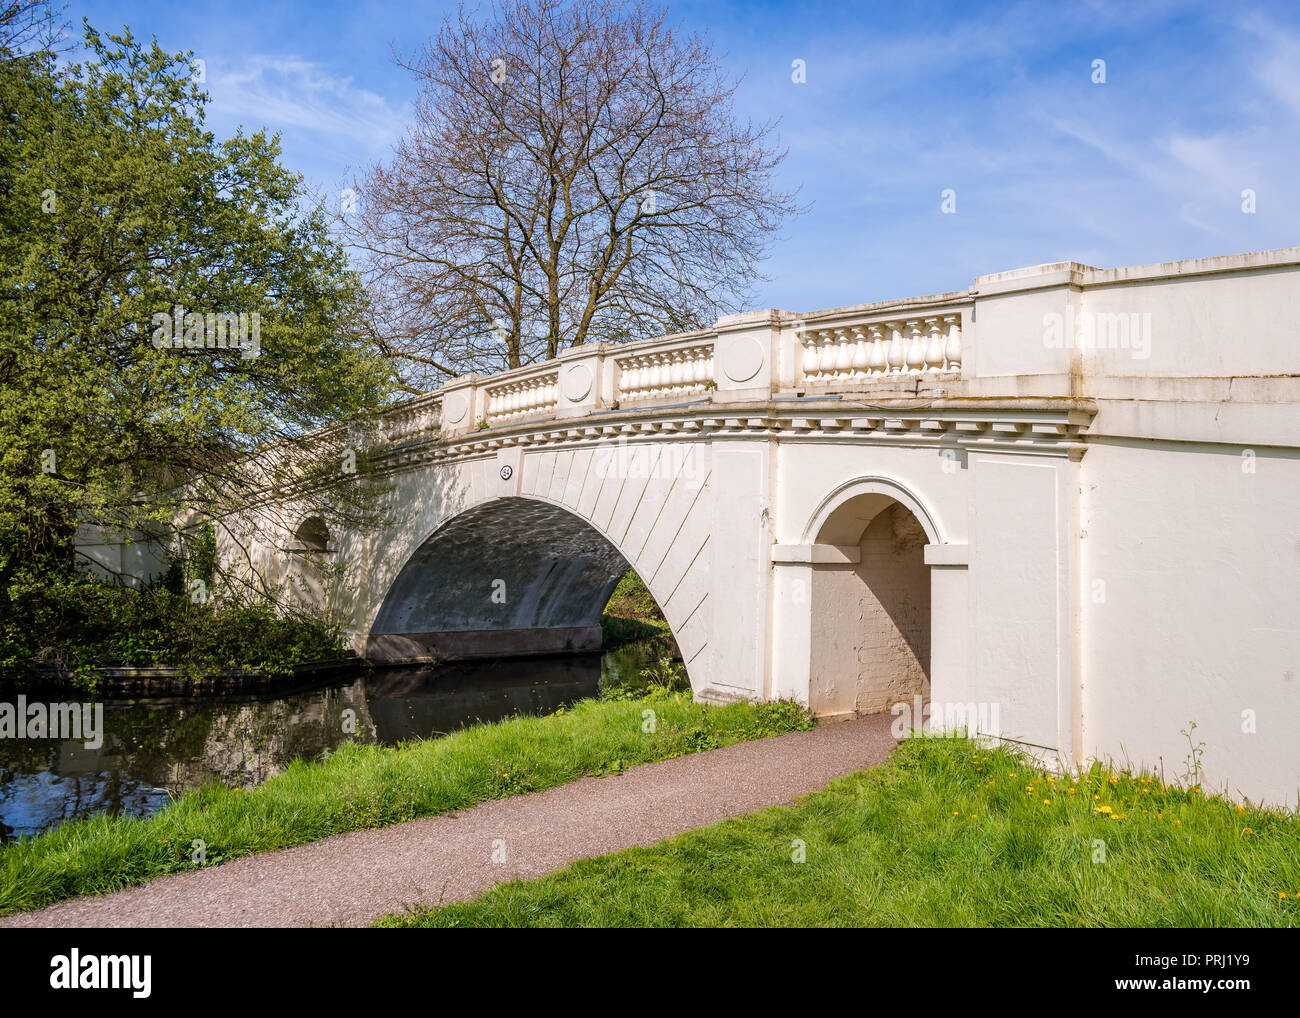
[2,713,898,928]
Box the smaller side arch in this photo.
[289,516,331,552]
[799,475,941,719]
[801,475,943,547]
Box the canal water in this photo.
[0,638,672,842]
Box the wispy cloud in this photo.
[203,53,410,191]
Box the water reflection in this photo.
[0,644,669,841]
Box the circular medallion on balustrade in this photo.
[561,362,594,402]
[442,390,469,425]
[720,336,764,383]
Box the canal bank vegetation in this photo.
[0,689,814,917]
[1,573,348,686]
[376,735,1300,928]
[600,568,674,649]
[2,521,346,685]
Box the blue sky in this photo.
[71,0,1300,312]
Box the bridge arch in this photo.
[801,475,944,547]
[283,515,332,612]
[365,493,704,686]
[801,475,940,718]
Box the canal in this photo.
[0,636,674,841]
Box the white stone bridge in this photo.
[176,248,1300,805]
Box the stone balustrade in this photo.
[377,393,442,444]
[799,313,961,385]
[484,369,560,424]
[417,300,969,436]
[614,341,715,402]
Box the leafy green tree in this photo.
[0,20,397,670]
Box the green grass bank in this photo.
[0,691,813,917]
[377,734,1300,928]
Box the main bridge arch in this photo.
[368,496,632,660]
[364,435,715,688]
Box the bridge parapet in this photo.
[426,291,983,437]
[613,333,715,404]
[483,364,560,425]
[391,245,1300,443]
[797,312,963,387]
[375,391,443,446]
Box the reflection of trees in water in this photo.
[145,679,377,794]
[0,681,376,838]
[0,770,171,842]
[1,642,653,838]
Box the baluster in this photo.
[833,328,851,376]
[801,332,819,383]
[887,321,905,373]
[944,315,961,370]
[924,317,944,372]
[868,324,886,376]
[850,326,869,381]
[817,330,836,378]
[905,319,925,374]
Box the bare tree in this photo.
[0,0,68,55]
[349,0,802,388]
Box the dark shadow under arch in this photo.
[366,497,632,662]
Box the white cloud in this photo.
[202,53,408,182]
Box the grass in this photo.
[600,567,671,649]
[375,734,1300,928]
[0,691,813,917]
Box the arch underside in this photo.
[367,498,631,661]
